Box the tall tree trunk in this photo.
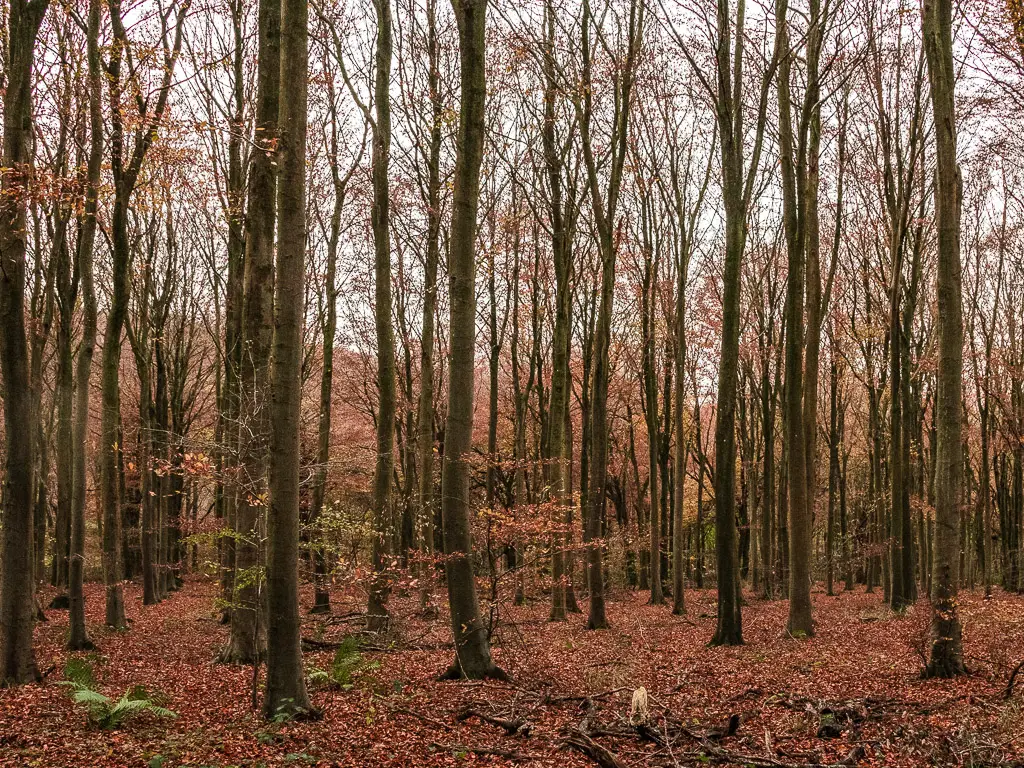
[826,351,839,596]
[263,0,313,718]
[68,0,102,651]
[100,0,187,632]
[799,0,825,613]
[439,0,504,680]
[776,0,818,637]
[416,0,442,615]
[222,0,278,664]
[708,0,774,645]
[542,0,571,622]
[367,0,397,633]
[0,0,48,685]
[485,230,501,602]
[218,0,247,620]
[101,34,132,631]
[672,241,687,615]
[923,0,966,679]
[575,0,642,630]
[642,238,663,606]
[130,254,159,605]
[308,117,347,618]
[758,300,779,599]
[53,217,74,595]
[509,186,528,607]
[888,232,908,611]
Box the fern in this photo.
[59,659,177,729]
[64,656,95,687]
[307,636,379,690]
[69,688,111,708]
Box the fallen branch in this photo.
[389,704,453,732]
[301,637,342,651]
[431,741,539,762]
[543,686,630,705]
[457,706,533,736]
[323,611,365,624]
[560,728,627,768]
[1005,659,1024,700]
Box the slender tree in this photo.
[263,0,314,717]
[574,0,644,629]
[439,0,504,680]
[221,0,278,663]
[415,0,444,615]
[923,0,966,679]
[0,0,49,685]
[661,0,780,644]
[68,0,103,652]
[366,0,398,633]
[99,0,189,629]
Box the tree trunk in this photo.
[308,130,344,619]
[542,0,571,623]
[218,0,247,620]
[826,353,839,596]
[923,0,966,679]
[672,242,687,615]
[574,0,643,629]
[263,0,313,717]
[0,0,49,685]
[222,0,278,664]
[367,0,397,633]
[53,216,74,595]
[642,241,663,606]
[68,0,102,652]
[416,0,442,615]
[439,0,503,680]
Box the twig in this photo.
[1005,659,1024,700]
[389,704,454,731]
[301,637,342,651]
[543,686,630,704]
[457,706,533,736]
[431,741,540,762]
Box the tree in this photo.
[662,0,779,645]
[221,0,278,664]
[263,0,314,718]
[68,0,103,652]
[366,0,398,634]
[0,0,49,686]
[439,0,504,680]
[307,57,364,616]
[540,0,573,623]
[573,0,644,629]
[775,0,829,637]
[99,0,189,630]
[415,0,444,615]
[923,0,966,679]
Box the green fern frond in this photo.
[64,657,95,688]
[72,689,112,708]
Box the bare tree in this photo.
[923,0,966,679]
[0,0,49,685]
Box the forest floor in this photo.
[2,578,1023,767]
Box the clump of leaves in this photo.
[307,636,379,690]
[59,658,177,729]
